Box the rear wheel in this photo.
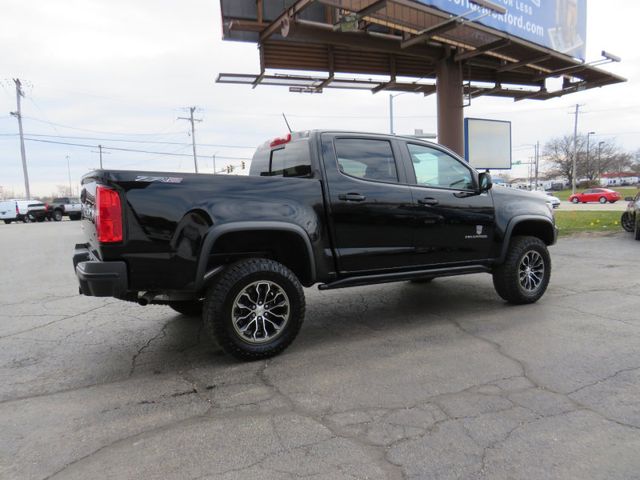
[635,218,640,241]
[621,212,635,232]
[3,220,11,225]
[53,210,63,221]
[599,196,607,204]
[23,214,32,223]
[571,197,579,204]
[168,301,203,317]
[203,258,305,360]
[492,236,551,305]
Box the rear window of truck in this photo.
[251,141,311,178]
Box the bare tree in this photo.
[542,135,583,185]
[543,135,628,183]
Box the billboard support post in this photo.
[436,55,464,156]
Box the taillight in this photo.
[270,133,291,148]
[96,186,123,243]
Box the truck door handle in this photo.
[339,193,366,202]
[418,197,439,206]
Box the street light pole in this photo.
[389,92,413,135]
[586,131,595,182]
[66,155,72,196]
[597,141,604,184]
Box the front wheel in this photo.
[53,210,63,221]
[492,236,551,305]
[203,258,305,361]
[23,214,32,223]
[621,212,635,233]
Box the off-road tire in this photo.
[621,212,634,233]
[492,236,551,305]
[203,258,305,361]
[53,210,63,221]
[168,301,203,317]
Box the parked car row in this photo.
[0,197,82,224]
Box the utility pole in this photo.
[212,153,217,174]
[9,79,30,199]
[178,107,202,173]
[98,145,104,169]
[91,144,110,168]
[571,104,584,194]
[66,155,73,196]
[534,141,540,190]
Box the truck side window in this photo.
[335,138,398,183]
[269,142,312,178]
[407,144,474,190]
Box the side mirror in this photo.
[478,172,493,193]
[625,197,634,202]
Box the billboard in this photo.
[464,118,512,170]
[416,0,587,60]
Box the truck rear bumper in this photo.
[73,243,128,297]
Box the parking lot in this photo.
[1,221,639,480]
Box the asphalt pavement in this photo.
[1,222,639,480]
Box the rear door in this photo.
[320,134,415,274]
[583,189,595,202]
[400,142,495,266]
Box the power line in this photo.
[0,132,255,149]
[22,137,250,160]
[21,116,185,136]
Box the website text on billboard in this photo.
[417,0,587,60]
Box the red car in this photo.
[568,188,622,204]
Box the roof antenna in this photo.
[282,113,293,133]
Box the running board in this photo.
[318,265,491,290]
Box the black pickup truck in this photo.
[74,130,557,360]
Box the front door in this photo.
[402,142,495,266]
[320,134,415,274]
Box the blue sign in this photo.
[416,0,587,60]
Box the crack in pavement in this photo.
[0,302,116,341]
[443,313,640,433]
[128,320,172,377]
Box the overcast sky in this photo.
[1,0,638,197]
